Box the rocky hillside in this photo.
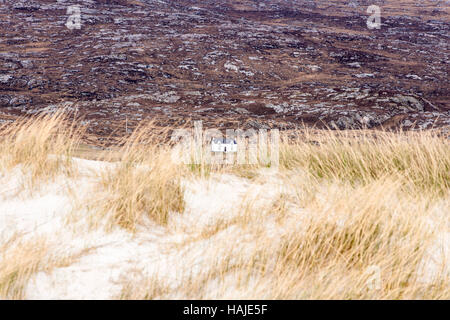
[0,0,448,141]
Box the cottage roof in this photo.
[211,138,237,144]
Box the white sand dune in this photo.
[0,158,448,299]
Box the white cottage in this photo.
[211,138,237,153]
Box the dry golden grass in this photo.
[280,129,450,196]
[0,236,49,299]
[0,112,83,188]
[0,114,448,299]
[0,234,86,300]
[114,128,449,300]
[89,125,185,231]
[119,176,449,299]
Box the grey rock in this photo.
[234,107,250,114]
[247,120,270,130]
[0,75,13,84]
[0,94,31,108]
[390,95,424,112]
[13,1,40,11]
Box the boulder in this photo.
[390,95,424,112]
